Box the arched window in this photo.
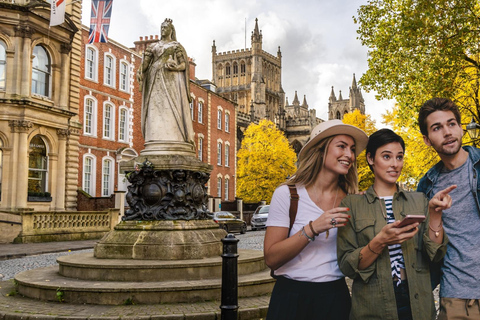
[217,109,222,129]
[28,135,48,194]
[336,111,341,120]
[83,155,96,196]
[240,61,246,74]
[233,62,238,75]
[32,46,51,97]
[102,157,114,196]
[104,54,115,87]
[85,46,98,80]
[84,97,97,135]
[225,112,230,132]
[119,107,129,142]
[0,41,6,90]
[225,64,231,76]
[103,103,115,140]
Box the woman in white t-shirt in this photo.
[264,120,368,320]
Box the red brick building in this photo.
[188,60,237,201]
[78,27,143,197]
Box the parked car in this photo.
[251,205,270,231]
[213,211,247,234]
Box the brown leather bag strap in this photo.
[287,184,299,234]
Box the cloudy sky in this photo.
[81,0,394,126]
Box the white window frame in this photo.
[101,156,115,196]
[83,96,97,137]
[225,143,230,167]
[217,177,222,198]
[217,142,222,165]
[0,40,6,90]
[198,101,203,124]
[119,60,130,92]
[85,45,98,81]
[82,154,96,196]
[224,178,229,200]
[103,53,116,87]
[32,45,51,98]
[103,102,115,140]
[225,112,230,132]
[217,109,222,130]
[118,106,129,143]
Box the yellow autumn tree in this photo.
[237,119,297,203]
[342,110,377,191]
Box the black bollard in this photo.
[221,233,239,320]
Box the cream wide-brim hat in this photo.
[298,119,369,161]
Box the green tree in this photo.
[342,110,377,191]
[355,0,480,121]
[237,119,297,203]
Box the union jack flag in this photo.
[88,0,113,44]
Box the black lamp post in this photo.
[466,117,480,147]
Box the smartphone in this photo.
[397,215,426,228]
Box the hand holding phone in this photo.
[397,215,426,228]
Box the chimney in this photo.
[189,58,196,80]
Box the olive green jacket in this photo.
[337,186,447,320]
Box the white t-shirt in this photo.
[266,184,344,282]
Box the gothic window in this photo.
[240,62,246,74]
[32,46,51,97]
[233,62,238,75]
[28,135,48,194]
[119,107,129,142]
[119,61,129,92]
[0,41,6,90]
[83,154,96,196]
[104,54,115,87]
[336,111,341,120]
[226,64,231,76]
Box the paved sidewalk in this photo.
[0,240,98,260]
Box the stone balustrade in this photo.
[13,209,120,243]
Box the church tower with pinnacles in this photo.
[328,73,365,120]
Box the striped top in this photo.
[382,196,405,285]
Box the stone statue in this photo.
[137,18,195,155]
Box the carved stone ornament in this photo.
[9,120,33,133]
[124,160,211,221]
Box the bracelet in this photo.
[308,221,320,236]
[301,226,315,242]
[429,221,443,238]
[367,242,381,255]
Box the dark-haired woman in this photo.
[264,120,368,320]
[337,129,453,320]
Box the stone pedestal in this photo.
[94,220,226,260]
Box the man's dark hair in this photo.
[418,98,462,136]
[366,129,405,173]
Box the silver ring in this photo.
[330,218,337,227]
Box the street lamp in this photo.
[466,117,480,147]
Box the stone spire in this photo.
[292,91,300,105]
[251,18,262,44]
[351,73,357,89]
[329,86,336,102]
[338,90,343,101]
[302,95,308,108]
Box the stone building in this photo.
[328,74,365,120]
[0,0,82,212]
[78,26,142,198]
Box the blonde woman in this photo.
[264,120,368,320]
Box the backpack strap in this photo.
[287,184,299,235]
[271,184,299,279]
